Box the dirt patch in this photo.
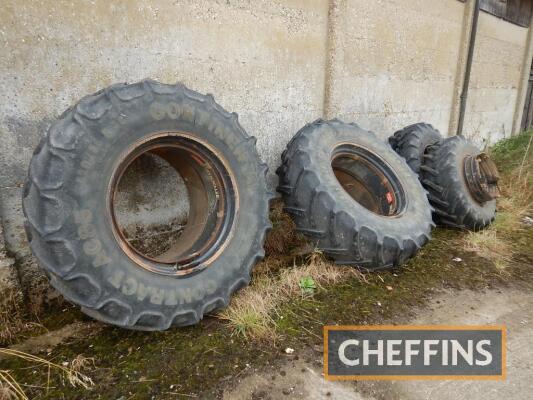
[123,218,185,259]
[222,357,363,400]
[2,322,102,361]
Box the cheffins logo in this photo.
[324,325,505,380]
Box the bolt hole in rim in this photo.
[108,132,237,276]
[331,144,407,217]
[463,152,500,204]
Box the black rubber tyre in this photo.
[389,123,442,175]
[276,119,433,270]
[421,135,496,230]
[23,80,272,330]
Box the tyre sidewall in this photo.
[439,137,496,227]
[24,83,268,328]
[303,124,431,241]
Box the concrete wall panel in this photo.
[463,12,528,144]
[0,0,329,257]
[326,0,465,136]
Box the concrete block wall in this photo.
[0,0,531,295]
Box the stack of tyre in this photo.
[23,80,499,331]
[277,120,499,271]
[388,123,498,231]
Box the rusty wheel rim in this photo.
[108,132,237,276]
[463,152,500,203]
[331,144,406,217]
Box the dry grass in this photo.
[494,166,532,233]
[69,354,95,373]
[464,131,533,270]
[220,201,350,340]
[0,291,22,346]
[0,290,43,347]
[220,280,278,339]
[263,201,307,257]
[278,251,366,296]
[0,372,22,400]
[220,250,366,340]
[464,229,512,271]
[0,350,94,400]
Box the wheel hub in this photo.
[463,152,500,203]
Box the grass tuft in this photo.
[464,130,533,268]
[464,229,512,270]
[263,201,307,257]
[0,290,43,347]
[223,292,277,339]
[0,349,94,400]
[495,128,532,181]
[220,250,366,339]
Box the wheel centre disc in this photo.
[331,144,407,217]
[463,152,500,203]
[108,132,237,277]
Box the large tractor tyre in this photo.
[276,119,433,270]
[421,135,498,230]
[23,80,272,331]
[389,123,442,175]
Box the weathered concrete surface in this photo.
[512,15,533,134]
[448,0,476,137]
[114,153,190,232]
[223,288,533,400]
[0,222,19,295]
[0,0,328,262]
[325,0,466,137]
[464,12,529,145]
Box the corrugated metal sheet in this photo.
[480,0,532,28]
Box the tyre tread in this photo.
[23,80,270,330]
[277,120,432,270]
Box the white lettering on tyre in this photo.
[73,209,111,267]
[106,269,217,306]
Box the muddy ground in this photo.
[0,132,532,399]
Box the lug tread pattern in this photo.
[389,123,443,175]
[23,79,271,330]
[277,119,433,270]
[420,136,496,230]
